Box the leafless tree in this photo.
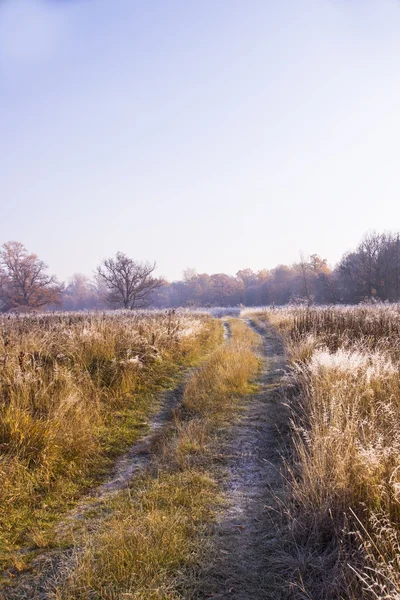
[0,241,63,311]
[0,267,9,311]
[96,252,162,309]
[295,253,314,305]
[340,231,400,302]
[63,273,105,311]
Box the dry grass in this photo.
[53,471,219,600]
[252,306,400,599]
[51,319,260,599]
[183,319,259,420]
[0,310,220,571]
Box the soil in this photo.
[194,319,289,600]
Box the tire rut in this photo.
[195,318,288,600]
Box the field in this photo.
[252,304,400,599]
[0,310,220,573]
[1,305,400,599]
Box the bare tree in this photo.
[337,232,388,302]
[295,253,314,305]
[96,252,162,309]
[0,267,9,311]
[0,241,63,311]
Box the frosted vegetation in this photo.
[4,230,400,312]
[0,309,219,570]
[251,304,400,599]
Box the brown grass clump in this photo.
[0,310,220,570]
[51,319,260,599]
[252,306,400,599]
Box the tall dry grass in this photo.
[51,319,260,600]
[0,310,219,570]
[253,306,400,599]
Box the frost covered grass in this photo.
[252,305,400,599]
[49,320,260,599]
[0,310,220,573]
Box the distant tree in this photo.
[209,273,244,305]
[182,267,197,282]
[172,280,192,306]
[379,233,400,300]
[268,265,295,305]
[320,271,342,303]
[0,267,9,312]
[63,273,105,310]
[129,230,400,309]
[96,252,162,309]
[0,241,63,311]
[335,231,400,303]
[293,253,334,304]
[310,254,329,275]
[337,232,384,302]
[295,253,314,305]
[236,268,257,288]
[183,273,211,305]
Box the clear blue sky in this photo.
[2,0,400,282]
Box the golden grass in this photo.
[54,471,219,600]
[183,319,259,420]
[252,306,400,599]
[0,311,220,571]
[51,319,260,599]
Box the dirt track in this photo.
[2,319,289,600]
[194,319,288,600]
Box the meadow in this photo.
[252,304,400,599]
[2,304,400,599]
[0,309,262,599]
[52,318,259,599]
[0,310,220,572]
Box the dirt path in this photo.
[195,318,288,600]
[2,320,289,600]
[60,375,188,527]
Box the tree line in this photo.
[1,231,400,311]
[0,243,160,312]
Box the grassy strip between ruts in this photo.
[0,312,221,577]
[50,319,260,600]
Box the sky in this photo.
[1,0,400,283]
